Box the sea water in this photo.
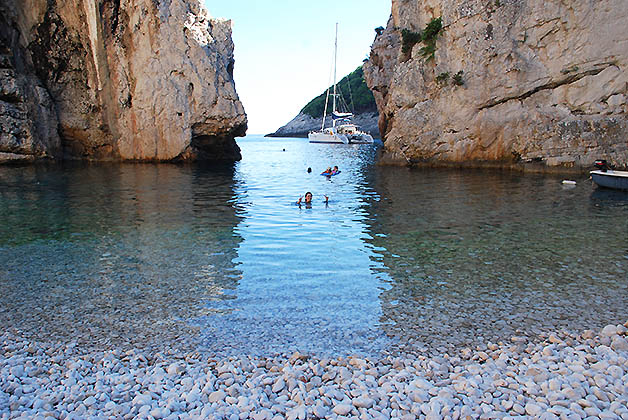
[0,135,626,357]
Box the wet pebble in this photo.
[1,322,627,419]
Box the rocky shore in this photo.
[2,322,627,420]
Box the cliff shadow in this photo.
[0,163,244,353]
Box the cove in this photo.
[0,135,626,358]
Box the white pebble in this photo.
[9,365,25,378]
[208,390,226,403]
[272,378,285,393]
[611,336,628,351]
[167,363,184,376]
[353,396,374,409]
[601,325,618,337]
[525,402,543,416]
[332,403,353,416]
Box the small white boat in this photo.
[590,170,628,190]
[308,24,374,145]
[590,160,628,191]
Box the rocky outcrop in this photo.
[364,0,628,170]
[267,111,380,138]
[0,0,246,163]
[0,5,61,163]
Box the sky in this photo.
[205,1,391,135]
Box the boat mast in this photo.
[321,88,330,131]
[332,22,338,129]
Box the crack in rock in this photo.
[478,62,615,110]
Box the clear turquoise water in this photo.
[0,135,626,356]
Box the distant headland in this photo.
[266,66,380,139]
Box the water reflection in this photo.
[365,168,628,354]
[1,139,625,358]
[0,163,243,352]
[196,137,392,357]
[590,188,628,208]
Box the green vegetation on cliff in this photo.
[401,17,442,61]
[301,66,377,118]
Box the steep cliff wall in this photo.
[0,0,246,163]
[0,2,61,162]
[364,0,628,170]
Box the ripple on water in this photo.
[0,136,626,357]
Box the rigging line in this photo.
[321,88,330,131]
[332,22,338,118]
[337,85,350,114]
[347,73,355,114]
[321,30,336,130]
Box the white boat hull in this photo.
[308,131,373,144]
[308,132,349,144]
[590,170,628,191]
[347,133,374,144]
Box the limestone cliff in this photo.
[364,0,628,170]
[0,0,246,163]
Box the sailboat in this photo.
[308,24,374,144]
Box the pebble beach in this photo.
[2,322,627,420]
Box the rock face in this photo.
[0,0,246,163]
[267,111,380,138]
[364,0,628,170]
[0,5,61,163]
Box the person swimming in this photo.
[297,192,329,205]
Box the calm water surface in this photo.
[1,135,626,357]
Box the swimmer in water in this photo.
[297,192,329,205]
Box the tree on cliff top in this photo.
[301,66,377,119]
